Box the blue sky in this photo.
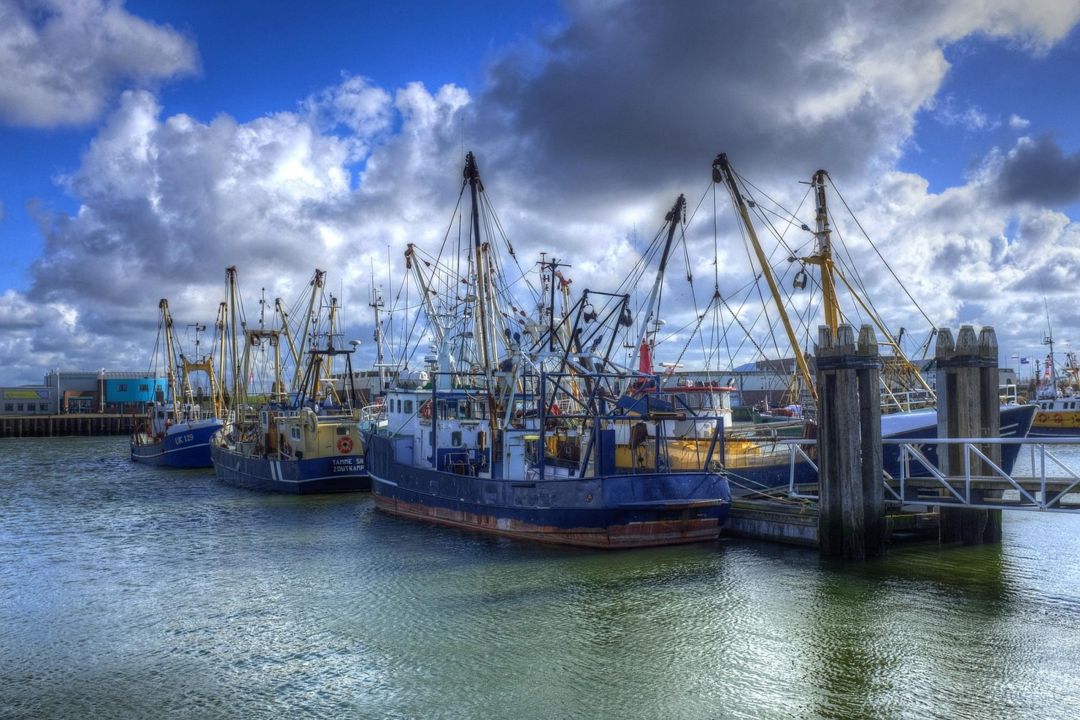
[3,0,1080,385]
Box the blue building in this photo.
[103,374,168,413]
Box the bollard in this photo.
[816,323,884,560]
[977,328,1003,542]
[935,325,1001,545]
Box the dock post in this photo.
[977,327,1003,543]
[816,324,884,560]
[857,325,884,558]
[936,325,998,545]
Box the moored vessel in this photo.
[211,267,368,493]
[367,154,730,548]
[130,298,223,468]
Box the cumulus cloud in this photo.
[474,0,1080,214]
[5,0,1080,383]
[991,134,1080,207]
[1009,113,1032,129]
[0,78,472,381]
[0,0,197,127]
[933,96,998,131]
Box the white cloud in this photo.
[0,78,471,382]
[5,0,1080,382]
[0,0,197,127]
[933,96,999,131]
[1009,113,1032,129]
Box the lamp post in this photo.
[55,368,61,415]
[99,368,105,413]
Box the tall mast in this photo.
[405,243,454,387]
[289,269,326,394]
[629,194,684,373]
[226,266,242,408]
[325,294,339,396]
[465,151,495,376]
[276,298,300,370]
[804,170,840,335]
[212,302,227,417]
[159,299,181,420]
[369,264,385,396]
[1044,299,1059,397]
[713,153,817,402]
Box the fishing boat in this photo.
[210,267,368,493]
[366,154,730,548]
[1027,308,1080,437]
[627,154,1036,496]
[130,299,224,468]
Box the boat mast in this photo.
[276,298,300,374]
[289,269,326,394]
[629,194,684,374]
[226,266,242,408]
[324,294,339,403]
[212,302,227,417]
[465,152,496,377]
[159,298,181,420]
[713,153,817,402]
[369,263,385,396]
[1044,299,1059,397]
[803,170,840,335]
[405,243,454,388]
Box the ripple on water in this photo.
[2,436,1080,719]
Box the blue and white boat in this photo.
[131,406,223,468]
[367,154,730,548]
[130,298,223,468]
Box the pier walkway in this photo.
[770,437,1080,513]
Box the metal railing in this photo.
[767,437,1080,512]
[889,437,1080,512]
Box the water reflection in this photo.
[1,437,1079,719]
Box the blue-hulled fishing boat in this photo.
[130,298,223,468]
[210,267,368,493]
[367,154,730,548]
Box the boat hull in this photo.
[367,434,730,549]
[130,419,223,468]
[211,443,370,494]
[880,403,1035,476]
[1029,408,1080,437]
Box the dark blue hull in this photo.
[211,443,369,494]
[880,403,1036,478]
[130,420,223,468]
[367,434,731,549]
[1026,426,1080,438]
[723,457,820,496]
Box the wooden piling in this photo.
[816,323,884,560]
[935,325,1001,545]
[977,327,1003,542]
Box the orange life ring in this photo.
[337,436,354,454]
[1054,413,1064,423]
[419,400,432,419]
[1036,412,1048,423]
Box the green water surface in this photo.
[1,436,1078,719]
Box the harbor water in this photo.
[2,436,1079,719]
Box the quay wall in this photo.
[0,414,138,438]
